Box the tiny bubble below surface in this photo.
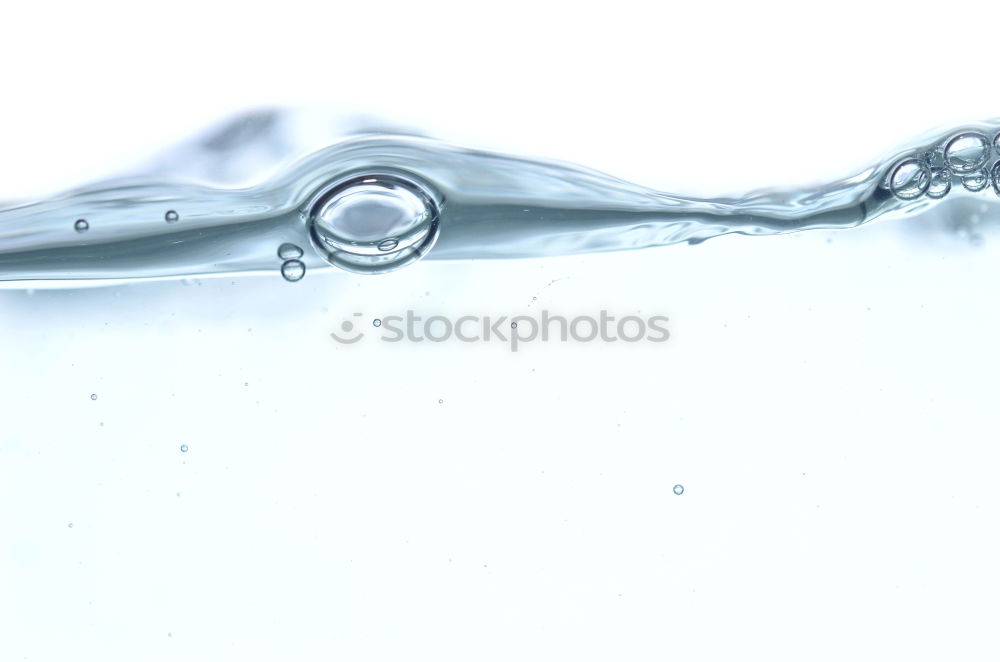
[281,259,306,282]
[673,484,684,496]
[180,444,189,453]
[277,242,304,260]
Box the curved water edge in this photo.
[1,119,999,287]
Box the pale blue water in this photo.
[1,114,998,286]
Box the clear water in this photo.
[1,114,999,286]
[3,118,1000,660]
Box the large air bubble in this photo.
[306,173,441,274]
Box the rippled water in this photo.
[1,114,999,286]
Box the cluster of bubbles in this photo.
[889,131,1000,201]
[278,243,306,282]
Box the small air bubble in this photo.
[90,393,97,401]
[165,210,179,223]
[991,161,1000,196]
[277,243,304,260]
[922,146,945,168]
[373,318,382,327]
[377,238,400,252]
[945,132,991,174]
[927,167,952,199]
[511,321,518,329]
[281,259,306,282]
[180,444,189,453]
[438,398,443,404]
[74,219,89,232]
[889,158,930,200]
[962,170,989,192]
[673,484,684,495]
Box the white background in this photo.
[2,1,1000,660]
